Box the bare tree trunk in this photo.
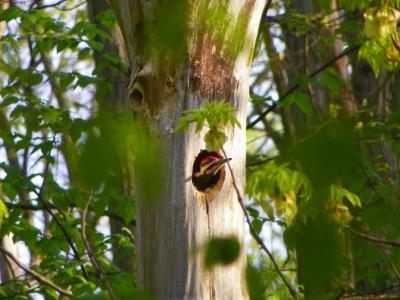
[109,1,265,298]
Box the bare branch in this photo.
[247,45,360,129]
[0,245,72,297]
[33,0,66,9]
[347,226,400,247]
[34,162,89,279]
[382,251,400,283]
[246,155,278,168]
[82,197,118,300]
[222,148,300,300]
[339,285,400,300]
[4,201,136,226]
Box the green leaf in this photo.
[252,218,264,235]
[363,7,400,40]
[296,74,316,88]
[95,10,117,29]
[246,206,259,218]
[76,75,97,88]
[87,40,104,52]
[78,47,92,61]
[250,94,272,104]
[0,199,8,227]
[321,67,346,96]
[58,72,75,89]
[204,129,227,151]
[0,59,13,76]
[0,96,19,107]
[259,200,274,220]
[330,185,362,207]
[175,102,239,150]
[246,264,264,300]
[56,39,72,52]
[16,69,43,86]
[113,197,136,225]
[282,92,314,116]
[0,6,23,22]
[359,38,399,76]
[35,37,56,53]
[41,106,61,124]
[317,0,332,12]
[339,0,369,11]
[42,286,58,300]
[2,182,18,200]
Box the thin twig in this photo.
[264,0,273,17]
[82,196,118,300]
[33,0,66,9]
[0,250,16,279]
[34,162,89,279]
[339,284,400,300]
[382,250,400,283]
[0,245,72,297]
[222,148,299,300]
[4,202,136,226]
[247,45,360,129]
[347,226,400,247]
[246,156,278,168]
[55,0,86,11]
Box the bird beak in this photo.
[206,157,232,175]
[184,157,232,183]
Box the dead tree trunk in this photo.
[109,1,265,298]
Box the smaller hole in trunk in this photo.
[131,88,144,103]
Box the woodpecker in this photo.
[191,150,231,192]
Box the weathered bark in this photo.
[109,1,265,298]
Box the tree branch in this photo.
[0,245,72,297]
[247,45,360,129]
[339,284,400,300]
[222,148,300,300]
[246,155,278,168]
[40,52,81,185]
[34,162,89,279]
[82,196,118,300]
[382,250,400,283]
[33,0,66,9]
[347,226,400,247]
[4,201,136,226]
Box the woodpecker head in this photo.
[196,155,231,177]
[191,150,231,192]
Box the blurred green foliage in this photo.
[204,237,241,269]
[0,2,158,298]
[0,0,400,299]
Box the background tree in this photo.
[247,1,400,299]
